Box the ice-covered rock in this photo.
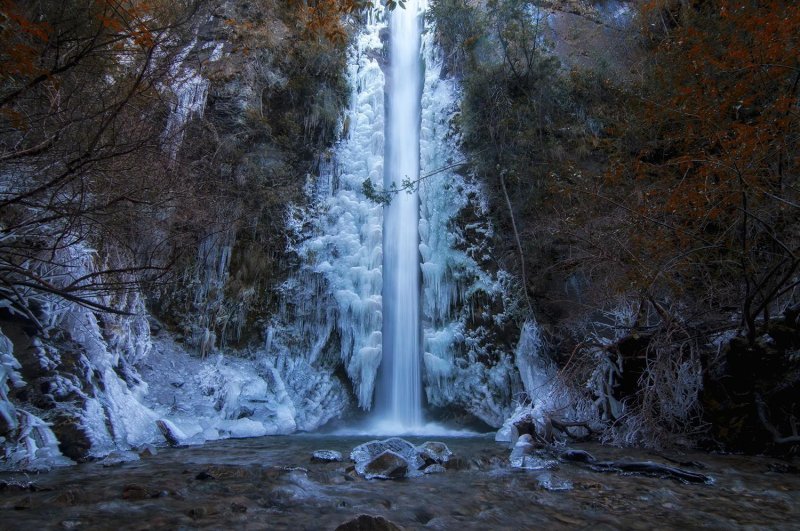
[311,450,343,463]
[100,450,141,467]
[509,434,535,461]
[350,437,425,472]
[416,441,452,465]
[156,419,188,447]
[357,450,409,480]
[509,435,558,470]
[422,463,446,474]
[265,18,387,413]
[350,437,455,479]
[0,243,165,464]
[0,330,22,436]
[141,337,347,445]
[495,421,513,444]
[417,19,523,427]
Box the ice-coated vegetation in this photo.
[266,16,387,414]
[0,233,350,468]
[416,22,524,427]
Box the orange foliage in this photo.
[295,0,377,44]
[0,0,51,81]
[618,0,800,335]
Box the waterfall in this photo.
[376,0,424,429]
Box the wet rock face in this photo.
[349,438,454,479]
[156,419,185,447]
[52,413,93,461]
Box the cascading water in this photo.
[376,0,424,429]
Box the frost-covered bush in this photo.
[562,299,706,447]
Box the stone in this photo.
[156,419,186,447]
[335,514,404,531]
[509,434,535,462]
[559,449,595,463]
[495,424,512,443]
[137,443,158,457]
[351,437,424,471]
[357,450,409,480]
[422,464,446,474]
[444,456,469,471]
[510,435,559,470]
[311,449,343,463]
[416,441,452,465]
[100,450,140,467]
[122,484,158,500]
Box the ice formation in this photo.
[271,4,526,429]
[161,35,224,159]
[269,14,387,412]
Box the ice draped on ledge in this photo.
[268,15,387,413]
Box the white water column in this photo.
[378,0,424,429]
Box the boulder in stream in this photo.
[416,441,452,465]
[311,450,343,463]
[351,438,424,470]
[350,438,455,478]
[156,419,187,447]
[422,464,446,474]
[357,450,409,480]
[335,514,404,531]
[510,435,559,470]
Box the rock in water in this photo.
[156,419,186,447]
[559,449,595,463]
[510,435,558,470]
[416,441,452,465]
[350,438,453,478]
[422,464,446,474]
[137,443,158,457]
[509,433,535,465]
[335,514,404,531]
[100,450,140,467]
[350,438,424,471]
[357,450,409,480]
[311,450,343,463]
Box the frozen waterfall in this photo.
[270,0,522,433]
[375,0,424,429]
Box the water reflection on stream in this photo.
[1,434,798,529]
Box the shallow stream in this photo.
[1,435,798,529]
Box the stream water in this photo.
[1,435,798,529]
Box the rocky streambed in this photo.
[1,434,798,529]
